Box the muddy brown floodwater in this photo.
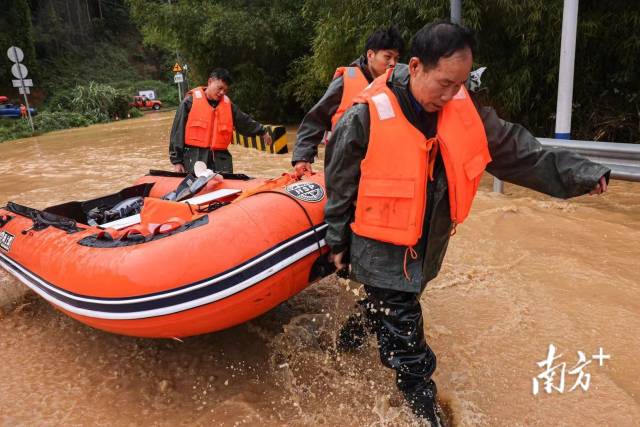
[1,111,639,426]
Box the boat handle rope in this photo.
[197,201,230,213]
[244,190,324,258]
[5,202,81,234]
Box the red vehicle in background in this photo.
[130,96,161,110]
[0,96,8,104]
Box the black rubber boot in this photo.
[361,285,442,424]
[401,379,447,426]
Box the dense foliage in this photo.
[0,0,177,108]
[52,81,129,121]
[289,0,639,142]
[0,111,94,142]
[0,0,180,142]
[126,0,638,142]
[127,0,312,122]
[0,0,638,143]
[0,0,37,88]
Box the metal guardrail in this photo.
[493,139,640,192]
[537,138,640,181]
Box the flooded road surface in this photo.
[1,112,639,426]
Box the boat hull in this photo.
[0,173,330,338]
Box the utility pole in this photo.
[555,0,579,139]
[450,0,462,24]
[7,46,35,133]
[176,51,183,100]
[168,0,184,101]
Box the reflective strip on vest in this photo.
[370,93,395,120]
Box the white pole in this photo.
[555,0,579,139]
[450,0,462,24]
[492,178,504,193]
[12,47,34,133]
[168,0,183,104]
[20,85,34,133]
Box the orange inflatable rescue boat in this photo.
[0,169,333,338]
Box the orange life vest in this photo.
[185,87,234,151]
[331,66,369,129]
[351,70,491,247]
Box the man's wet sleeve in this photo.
[232,103,266,136]
[324,104,370,254]
[169,96,192,165]
[292,77,345,165]
[480,106,611,198]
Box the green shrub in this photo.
[0,119,32,142]
[34,111,94,130]
[46,87,76,112]
[127,107,144,118]
[67,81,129,122]
[0,112,93,143]
[39,42,141,95]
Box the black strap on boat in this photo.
[148,169,252,181]
[6,202,81,234]
[198,201,230,213]
[78,215,209,248]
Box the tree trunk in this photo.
[65,0,72,27]
[75,0,84,33]
[85,0,91,23]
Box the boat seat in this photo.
[100,189,241,230]
[137,198,201,235]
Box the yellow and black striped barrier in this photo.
[232,125,288,154]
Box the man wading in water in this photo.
[324,21,609,425]
[292,26,404,176]
[169,68,272,174]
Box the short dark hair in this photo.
[364,26,405,55]
[209,68,233,85]
[410,21,475,69]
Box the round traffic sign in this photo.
[11,63,28,79]
[7,46,24,63]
